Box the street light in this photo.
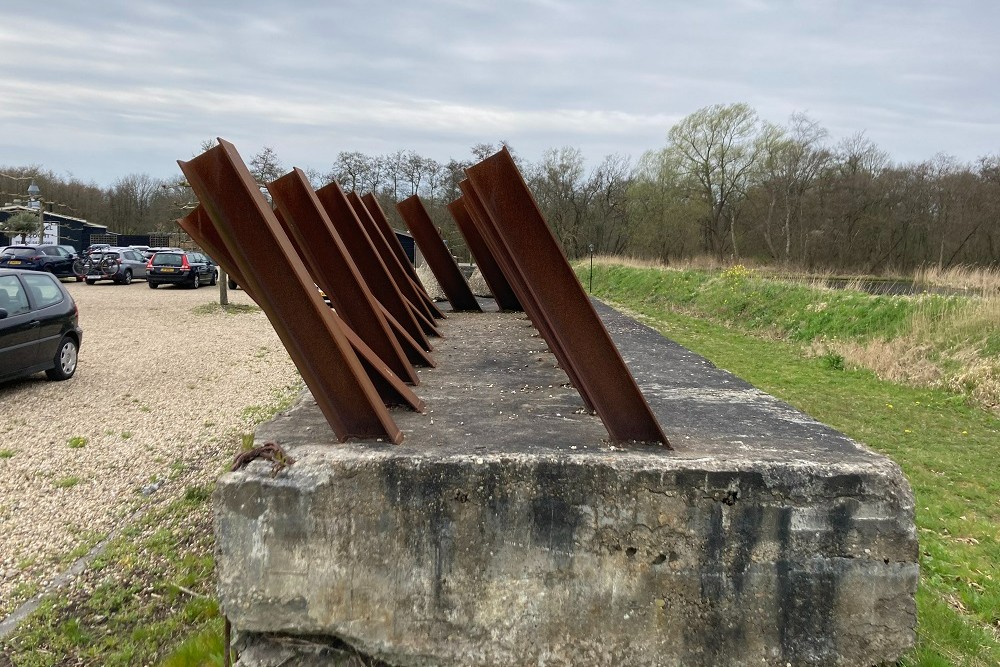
[588,243,595,293]
[27,180,44,244]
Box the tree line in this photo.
[4,104,998,272]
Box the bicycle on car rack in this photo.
[73,254,118,279]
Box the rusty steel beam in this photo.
[397,195,481,312]
[347,192,442,334]
[447,197,521,311]
[177,140,409,444]
[458,178,597,413]
[314,182,435,361]
[361,193,446,320]
[464,149,669,446]
[179,207,425,413]
[362,193,422,284]
[268,169,419,385]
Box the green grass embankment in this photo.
[577,260,1000,666]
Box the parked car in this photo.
[84,247,149,285]
[146,246,184,258]
[0,244,82,280]
[0,268,83,382]
[146,250,218,289]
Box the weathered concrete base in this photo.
[216,300,918,666]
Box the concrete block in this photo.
[216,303,917,666]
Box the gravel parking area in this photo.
[0,280,299,617]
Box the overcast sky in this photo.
[3,0,998,189]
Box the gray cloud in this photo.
[3,0,998,186]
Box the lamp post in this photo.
[27,180,44,244]
[588,243,594,293]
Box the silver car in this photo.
[84,247,148,285]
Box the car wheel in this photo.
[191,274,201,289]
[148,281,159,289]
[227,278,239,290]
[75,275,84,282]
[209,270,217,286]
[45,336,79,381]
[120,270,132,285]
[86,279,97,285]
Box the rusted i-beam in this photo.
[314,182,435,361]
[268,169,419,385]
[177,203,424,412]
[177,203,425,414]
[464,149,669,446]
[362,193,446,320]
[178,140,409,444]
[459,177,597,413]
[397,195,481,312]
[447,197,521,311]
[348,192,441,335]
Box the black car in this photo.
[0,244,82,280]
[0,268,83,383]
[146,251,218,289]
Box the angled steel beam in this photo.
[178,204,424,413]
[459,178,597,413]
[348,192,442,334]
[464,149,669,446]
[447,197,521,311]
[397,195,481,312]
[268,169,419,385]
[177,140,408,444]
[361,193,446,320]
[314,182,435,362]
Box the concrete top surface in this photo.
[254,298,897,480]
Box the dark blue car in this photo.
[0,244,82,280]
[0,268,83,383]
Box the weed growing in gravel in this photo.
[191,302,260,316]
[67,435,88,449]
[54,476,81,489]
[184,485,212,503]
[120,431,133,440]
[0,448,15,458]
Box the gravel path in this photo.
[0,280,299,617]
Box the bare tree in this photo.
[667,103,765,258]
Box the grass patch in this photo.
[191,302,260,316]
[582,261,1000,666]
[1,480,222,665]
[54,476,81,489]
[581,260,999,413]
[0,448,15,459]
[67,435,88,449]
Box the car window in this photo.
[153,253,184,267]
[7,248,36,257]
[43,247,59,256]
[21,273,64,308]
[0,276,31,315]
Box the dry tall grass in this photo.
[914,264,1000,294]
[822,292,1000,414]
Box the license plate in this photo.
[160,268,176,273]
[9,260,21,265]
